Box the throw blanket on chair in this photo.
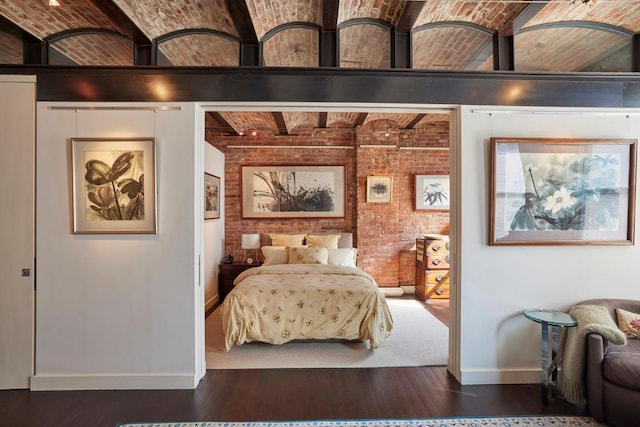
[558,304,627,404]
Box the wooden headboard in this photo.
[260,232,353,248]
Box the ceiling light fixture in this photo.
[48,0,61,6]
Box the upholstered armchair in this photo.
[581,298,640,427]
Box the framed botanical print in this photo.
[71,137,157,234]
[415,174,450,211]
[242,165,345,218]
[490,137,636,245]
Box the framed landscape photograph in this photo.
[71,137,157,234]
[366,176,393,203]
[490,137,637,246]
[204,172,220,220]
[241,165,345,218]
[415,174,450,211]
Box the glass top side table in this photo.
[524,309,577,404]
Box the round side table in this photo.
[524,309,577,404]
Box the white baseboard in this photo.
[205,294,219,312]
[459,368,540,385]
[381,287,404,297]
[30,373,199,391]
[400,285,416,295]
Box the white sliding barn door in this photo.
[0,76,35,389]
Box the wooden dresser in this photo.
[416,235,450,300]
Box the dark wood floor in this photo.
[0,297,589,427]
[0,367,588,427]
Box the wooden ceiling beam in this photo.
[225,0,259,66]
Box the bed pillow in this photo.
[261,246,288,265]
[328,248,357,268]
[305,234,341,250]
[270,233,306,247]
[287,246,329,264]
[616,308,640,339]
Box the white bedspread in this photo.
[220,264,393,351]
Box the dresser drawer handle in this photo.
[435,275,445,282]
[435,288,445,295]
[432,245,441,252]
[432,259,441,265]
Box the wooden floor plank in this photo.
[0,366,587,427]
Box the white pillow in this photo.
[270,233,306,247]
[305,234,341,249]
[287,246,329,264]
[328,248,357,268]
[261,246,288,265]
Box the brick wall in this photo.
[207,122,450,288]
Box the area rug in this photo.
[205,297,448,369]
[118,416,604,426]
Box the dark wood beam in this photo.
[321,0,339,67]
[493,34,514,71]
[1,66,638,108]
[319,112,328,128]
[503,1,550,37]
[396,1,424,33]
[492,2,550,70]
[90,0,150,45]
[355,113,368,126]
[210,112,238,136]
[406,114,426,129]
[634,33,640,72]
[272,112,288,135]
[225,0,259,66]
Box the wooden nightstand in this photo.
[218,263,261,301]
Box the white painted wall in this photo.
[457,106,640,384]
[32,102,203,390]
[204,143,225,311]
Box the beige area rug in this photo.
[205,297,448,369]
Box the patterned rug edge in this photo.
[117,415,603,427]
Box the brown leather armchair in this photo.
[581,298,640,427]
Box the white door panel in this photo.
[0,76,35,389]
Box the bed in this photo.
[220,233,393,351]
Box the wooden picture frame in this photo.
[366,176,393,203]
[71,137,157,234]
[204,172,220,220]
[241,165,345,218]
[415,174,450,211]
[490,137,636,246]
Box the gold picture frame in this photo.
[71,137,157,234]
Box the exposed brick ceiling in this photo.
[1,0,638,136]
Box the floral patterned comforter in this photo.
[220,264,393,351]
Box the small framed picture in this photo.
[415,175,450,211]
[366,176,393,203]
[204,172,220,220]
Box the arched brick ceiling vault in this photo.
[1,0,639,135]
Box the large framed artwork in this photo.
[241,165,345,218]
[366,176,393,203]
[71,137,157,234]
[415,174,450,211]
[204,172,220,220]
[490,137,636,246]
